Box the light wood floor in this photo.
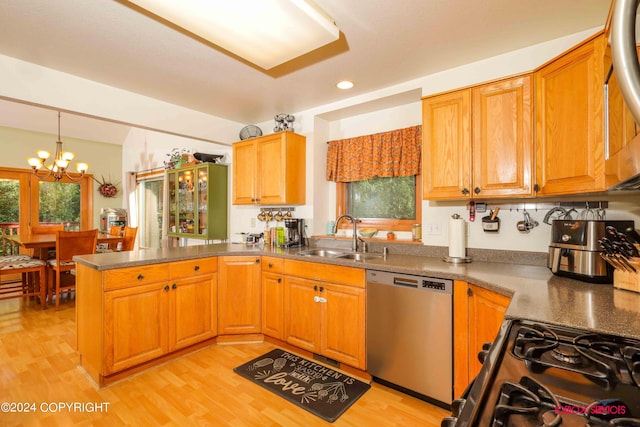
[0,296,449,426]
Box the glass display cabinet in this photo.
[167,163,228,240]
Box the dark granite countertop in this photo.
[74,242,640,340]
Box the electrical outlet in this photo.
[250,217,256,228]
[426,223,442,235]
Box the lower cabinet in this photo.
[453,280,511,397]
[283,259,366,370]
[217,256,262,335]
[468,283,510,379]
[261,256,285,340]
[77,258,218,383]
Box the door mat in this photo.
[233,348,370,423]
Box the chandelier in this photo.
[27,112,89,181]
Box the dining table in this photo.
[5,232,124,259]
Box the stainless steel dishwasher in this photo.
[366,269,453,406]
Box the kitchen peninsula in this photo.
[74,243,640,393]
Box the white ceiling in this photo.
[0,0,612,140]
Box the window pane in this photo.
[39,181,81,228]
[347,176,416,220]
[0,178,20,224]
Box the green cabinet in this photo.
[167,163,228,240]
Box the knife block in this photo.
[613,257,640,293]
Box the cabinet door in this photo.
[472,75,533,197]
[104,282,169,374]
[262,271,284,340]
[467,284,510,380]
[422,89,472,199]
[535,35,606,195]
[257,134,286,204]
[605,46,640,183]
[232,140,257,204]
[170,274,217,351]
[217,256,261,335]
[284,276,320,353]
[321,283,366,369]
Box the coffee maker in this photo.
[548,219,634,283]
[284,218,307,248]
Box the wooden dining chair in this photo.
[30,224,64,235]
[105,225,124,251]
[120,226,138,251]
[47,229,98,309]
[0,254,47,308]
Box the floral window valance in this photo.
[326,125,421,182]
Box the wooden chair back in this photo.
[30,224,64,235]
[55,229,98,263]
[109,225,124,237]
[120,226,138,251]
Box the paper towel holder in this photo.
[443,213,472,264]
[443,255,472,264]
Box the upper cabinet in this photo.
[232,131,306,205]
[167,163,228,240]
[605,44,640,185]
[422,74,533,200]
[534,32,607,195]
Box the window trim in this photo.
[335,175,422,232]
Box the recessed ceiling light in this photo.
[337,80,354,90]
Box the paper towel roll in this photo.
[448,217,466,258]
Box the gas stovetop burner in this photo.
[512,324,640,388]
[492,376,639,427]
[551,345,584,366]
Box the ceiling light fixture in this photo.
[337,80,354,89]
[127,0,340,70]
[27,112,89,181]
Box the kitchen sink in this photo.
[296,249,347,257]
[336,253,383,261]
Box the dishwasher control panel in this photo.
[423,279,447,291]
[366,270,453,294]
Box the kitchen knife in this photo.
[599,238,634,272]
[624,226,640,244]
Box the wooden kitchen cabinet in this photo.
[104,280,169,374]
[167,162,228,240]
[471,75,533,197]
[217,256,262,335]
[422,74,533,199]
[467,284,510,379]
[78,258,218,382]
[283,259,366,369]
[422,89,471,199]
[453,280,511,398]
[605,45,640,183]
[169,259,218,350]
[232,131,306,205]
[261,256,285,340]
[534,31,607,195]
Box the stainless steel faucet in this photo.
[332,214,361,252]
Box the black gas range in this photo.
[443,319,640,426]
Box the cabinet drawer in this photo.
[262,256,284,273]
[103,264,170,291]
[284,259,365,288]
[170,258,217,279]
